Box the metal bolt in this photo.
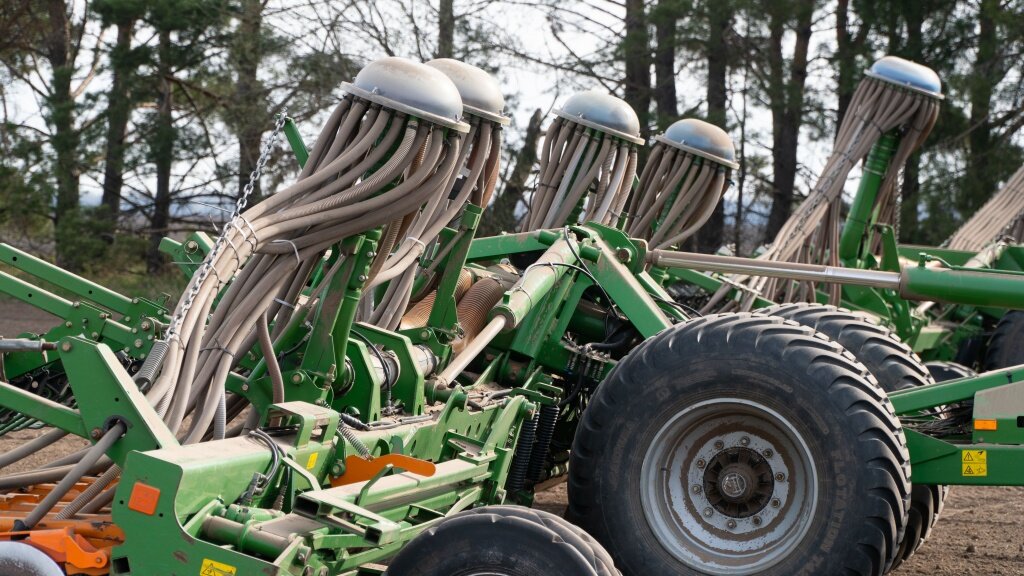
[696,458,706,469]
[714,440,725,450]
[357,274,368,282]
[692,485,702,494]
[185,240,199,253]
[30,381,39,389]
[771,498,781,508]
[291,374,303,384]
[775,472,786,482]
[134,339,143,348]
[702,507,713,518]
[61,342,72,352]
[65,321,73,328]
[297,551,307,563]
[91,332,99,339]
[141,321,151,331]
[241,384,250,392]
[132,328,138,334]
[90,428,103,439]
[366,250,376,258]
[763,449,773,458]
[615,248,631,263]
[752,516,762,526]
[726,519,737,529]
[740,436,750,446]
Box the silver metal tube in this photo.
[647,249,901,290]
[434,316,507,387]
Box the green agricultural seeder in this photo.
[1,54,1023,576]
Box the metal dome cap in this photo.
[865,55,943,100]
[342,56,470,133]
[425,59,509,126]
[555,91,644,145]
[655,118,739,169]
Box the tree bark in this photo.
[43,0,80,268]
[481,109,543,236]
[763,0,814,243]
[437,0,455,58]
[234,0,265,203]
[652,0,678,130]
[623,0,651,140]
[696,0,732,253]
[100,18,135,233]
[148,28,174,273]
[897,2,924,240]
[963,0,998,215]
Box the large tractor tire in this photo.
[568,313,910,576]
[759,303,943,569]
[385,505,617,576]
[984,310,1024,370]
[925,361,976,382]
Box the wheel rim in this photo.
[640,398,818,574]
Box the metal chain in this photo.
[168,110,290,338]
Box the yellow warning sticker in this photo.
[306,452,319,470]
[200,558,237,576]
[961,449,988,477]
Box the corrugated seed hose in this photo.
[707,74,940,312]
[521,116,637,231]
[626,143,729,250]
[945,164,1024,251]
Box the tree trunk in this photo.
[696,0,732,253]
[148,29,174,273]
[963,0,998,215]
[897,2,924,240]
[763,0,814,243]
[652,0,678,130]
[623,0,651,140]
[437,0,455,58]
[43,0,80,268]
[481,109,543,236]
[100,18,135,234]
[234,0,264,204]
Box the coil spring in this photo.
[507,416,537,493]
[526,404,559,484]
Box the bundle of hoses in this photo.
[0,57,470,523]
[946,164,1024,251]
[522,91,642,231]
[709,56,941,311]
[626,118,737,249]
[364,113,502,331]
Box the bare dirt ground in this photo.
[2,298,1023,574]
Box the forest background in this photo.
[1,0,1021,288]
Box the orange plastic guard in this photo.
[332,454,437,486]
[12,527,109,576]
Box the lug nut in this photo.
[714,440,725,450]
[775,472,786,482]
[740,436,750,446]
[702,507,713,518]
[696,458,706,469]
[763,449,773,458]
[752,516,762,526]
[692,485,702,494]
[726,519,737,529]
[771,498,781,508]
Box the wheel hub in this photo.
[703,447,774,517]
[641,399,819,574]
